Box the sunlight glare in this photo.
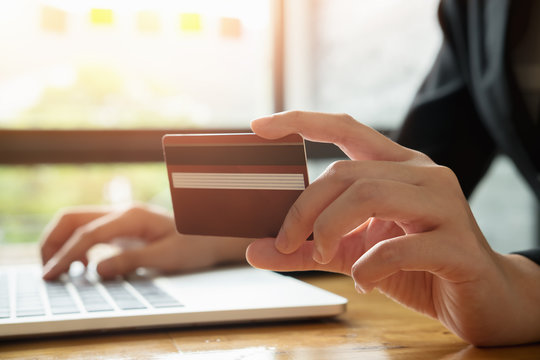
[41,0,269,28]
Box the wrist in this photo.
[496,253,540,345]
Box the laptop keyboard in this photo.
[0,268,183,319]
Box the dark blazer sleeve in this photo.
[513,249,540,266]
[395,6,497,198]
[397,2,540,265]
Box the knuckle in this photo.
[55,209,78,227]
[287,110,302,120]
[123,203,149,218]
[374,242,400,266]
[433,164,456,179]
[410,149,432,163]
[339,113,356,125]
[429,165,460,188]
[350,179,382,204]
[281,110,304,125]
[72,226,96,246]
[323,160,351,181]
[336,113,359,143]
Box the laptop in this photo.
[0,261,347,339]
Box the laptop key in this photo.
[16,308,46,317]
[102,281,147,310]
[128,280,183,309]
[16,272,45,318]
[45,282,81,315]
[72,278,114,313]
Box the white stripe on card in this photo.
[171,172,306,190]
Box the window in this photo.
[1,0,274,130]
[0,0,277,244]
[284,0,442,129]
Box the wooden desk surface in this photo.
[1,244,540,359]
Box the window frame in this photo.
[0,0,292,165]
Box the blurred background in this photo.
[0,0,536,254]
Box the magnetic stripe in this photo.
[172,172,306,190]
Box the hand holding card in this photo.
[162,133,308,238]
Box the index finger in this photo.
[251,111,413,162]
[40,207,109,265]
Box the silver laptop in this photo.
[0,262,347,338]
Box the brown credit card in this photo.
[162,133,309,238]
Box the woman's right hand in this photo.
[245,110,540,346]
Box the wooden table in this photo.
[1,244,540,359]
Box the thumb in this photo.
[246,237,357,275]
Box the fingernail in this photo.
[274,228,289,253]
[312,248,324,264]
[355,283,366,294]
[42,261,54,279]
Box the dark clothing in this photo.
[396,0,540,263]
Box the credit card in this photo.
[162,133,309,238]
